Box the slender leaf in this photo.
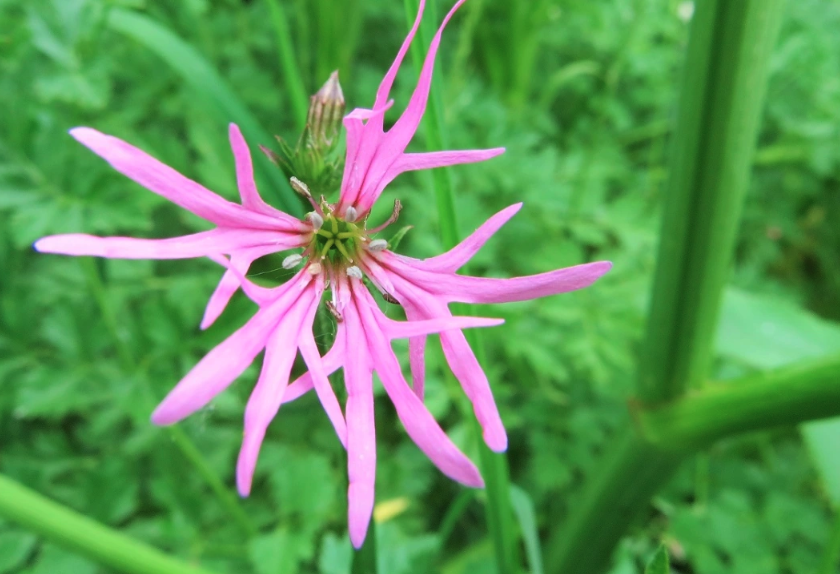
[106,8,301,215]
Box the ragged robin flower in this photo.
[33,0,613,549]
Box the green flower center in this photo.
[312,214,365,264]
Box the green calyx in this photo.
[313,214,363,263]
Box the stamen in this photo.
[291,177,323,215]
[326,301,343,322]
[367,199,402,233]
[346,266,363,279]
[344,206,358,223]
[367,239,388,252]
[306,211,324,230]
[308,262,322,275]
[282,254,303,269]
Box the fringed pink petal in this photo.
[388,275,508,451]
[355,0,469,212]
[339,103,393,214]
[382,256,613,304]
[236,287,318,496]
[282,322,347,405]
[360,148,506,212]
[150,273,312,426]
[299,321,348,448]
[70,127,286,230]
[419,203,522,272]
[228,124,309,231]
[352,282,484,488]
[343,291,377,549]
[34,228,300,260]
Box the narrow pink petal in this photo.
[352,283,484,488]
[201,244,283,329]
[228,124,309,232]
[383,257,613,304]
[419,203,522,273]
[383,275,507,451]
[34,228,301,260]
[236,287,317,496]
[343,297,377,549]
[355,0,469,212]
[69,127,288,230]
[361,148,505,211]
[150,273,313,425]
[408,333,427,400]
[371,0,425,120]
[379,313,503,339]
[299,319,348,449]
[338,103,393,213]
[282,324,347,405]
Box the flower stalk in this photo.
[402,0,519,572]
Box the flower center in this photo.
[311,214,364,265]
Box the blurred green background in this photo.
[1,0,839,572]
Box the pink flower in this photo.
[34,0,613,550]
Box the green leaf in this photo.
[318,533,352,574]
[716,287,840,507]
[106,9,301,215]
[249,529,300,574]
[509,486,544,574]
[23,544,97,574]
[0,531,37,572]
[644,545,669,574]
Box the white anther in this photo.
[344,206,358,222]
[367,239,388,252]
[282,254,303,269]
[308,262,322,275]
[346,265,363,279]
[306,211,324,230]
[290,176,312,198]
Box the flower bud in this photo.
[307,71,345,149]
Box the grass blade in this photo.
[107,8,302,215]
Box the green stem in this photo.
[544,435,682,574]
[264,0,310,131]
[351,518,377,574]
[402,1,519,572]
[81,258,257,537]
[638,354,840,450]
[637,0,785,402]
[819,511,840,574]
[0,474,220,574]
[546,1,785,571]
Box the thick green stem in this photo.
[0,474,219,574]
[819,511,840,574]
[402,1,519,572]
[546,1,785,572]
[544,435,682,574]
[637,0,785,402]
[638,354,840,450]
